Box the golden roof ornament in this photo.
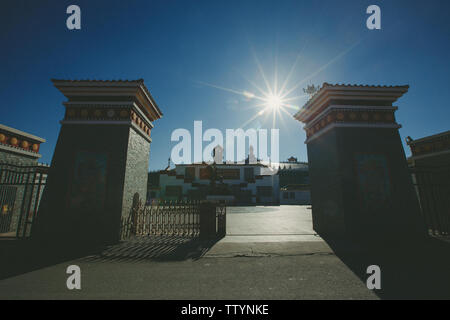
[303,84,320,98]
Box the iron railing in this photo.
[120,200,227,240]
[410,165,450,236]
[120,200,201,239]
[0,162,49,238]
[215,203,226,238]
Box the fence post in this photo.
[199,201,217,240]
[130,194,141,236]
[217,204,226,238]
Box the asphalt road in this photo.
[0,241,377,300]
[1,205,449,299]
[0,206,380,299]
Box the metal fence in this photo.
[215,203,226,238]
[120,200,227,240]
[0,162,49,238]
[410,165,450,236]
[121,200,201,239]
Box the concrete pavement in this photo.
[226,205,315,236]
[0,206,379,299]
[0,241,378,300]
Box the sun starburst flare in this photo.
[196,75,307,129]
[196,39,360,129]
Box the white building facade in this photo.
[158,163,279,205]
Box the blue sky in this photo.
[1,0,449,170]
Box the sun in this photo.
[197,57,308,128]
[197,37,362,129]
[265,94,283,110]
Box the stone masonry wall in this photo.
[0,150,38,166]
[121,128,150,220]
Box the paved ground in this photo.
[227,206,314,235]
[0,206,380,299]
[2,205,449,299]
[0,242,378,300]
[225,205,319,242]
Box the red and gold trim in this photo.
[65,107,131,120]
[409,133,450,157]
[130,110,152,136]
[0,132,41,153]
[305,109,397,138]
[64,107,152,137]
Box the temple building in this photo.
[406,130,450,167]
[0,124,48,237]
[0,124,45,165]
[277,157,311,205]
[157,161,279,205]
[148,154,313,205]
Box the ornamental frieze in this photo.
[0,132,41,153]
[305,109,397,138]
[64,106,152,137]
[408,133,450,157]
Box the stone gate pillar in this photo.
[33,79,162,245]
[294,83,425,242]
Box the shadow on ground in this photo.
[0,239,102,280]
[80,236,219,263]
[0,236,219,280]
[323,235,450,299]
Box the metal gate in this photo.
[120,200,227,240]
[0,185,17,233]
[0,163,49,238]
[121,200,201,239]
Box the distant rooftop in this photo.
[0,124,45,143]
[0,123,46,158]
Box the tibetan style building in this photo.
[157,161,280,205]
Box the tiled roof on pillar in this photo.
[51,79,163,122]
[294,83,409,123]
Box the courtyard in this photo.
[225,205,318,242]
[0,205,379,300]
[0,205,449,300]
